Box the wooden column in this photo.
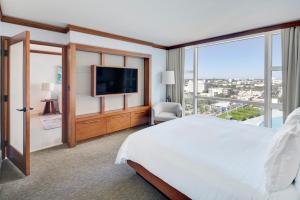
[1,37,8,159]
[61,46,68,143]
[100,52,105,65]
[66,44,77,147]
[100,97,105,113]
[144,57,151,106]
[123,56,128,110]
[99,53,105,113]
[123,56,128,66]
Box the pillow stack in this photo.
[264,107,300,192]
[295,170,300,192]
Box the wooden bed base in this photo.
[127,160,191,200]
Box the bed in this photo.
[115,114,300,200]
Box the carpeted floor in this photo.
[0,126,167,200]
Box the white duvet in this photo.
[115,115,300,200]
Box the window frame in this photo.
[184,30,282,128]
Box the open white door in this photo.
[3,31,31,176]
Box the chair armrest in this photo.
[152,104,162,117]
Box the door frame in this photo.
[1,36,8,160]
[1,37,69,173]
[29,40,69,144]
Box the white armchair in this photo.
[152,102,183,124]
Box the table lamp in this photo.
[41,82,55,100]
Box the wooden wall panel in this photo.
[99,53,105,113]
[1,37,8,159]
[127,57,144,107]
[67,44,77,147]
[76,51,100,115]
[123,56,128,110]
[61,46,68,143]
[67,43,152,147]
[144,58,151,106]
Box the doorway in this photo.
[29,43,64,152]
[1,32,68,176]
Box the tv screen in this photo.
[93,66,138,96]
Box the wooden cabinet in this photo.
[76,117,107,141]
[75,106,150,142]
[107,113,131,133]
[131,110,149,127]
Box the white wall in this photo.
[0,22,167,104]
[0,21,68,44]
[30,53,62,114]
[127,57,145,107]
[30,51,63,152]
[0,22,167,157]
[69,31,166,104]
[76,51,101,115]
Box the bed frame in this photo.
[127,160,191,200]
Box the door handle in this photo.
[16,107,34,112]
[16,107,27,112]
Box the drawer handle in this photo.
[82,120,100,124]
[134,113,148,117]
[135,111,147,114]
[111,116,128,119]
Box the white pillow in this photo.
[286,108,300,192]
[295,169,300,192]
[285,107,300,125]
[264,108,300,192]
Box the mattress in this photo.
[116,115,300,200]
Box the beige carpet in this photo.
[0,126,167,200]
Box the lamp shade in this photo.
[41,82,55,91]
[162,71,175,85]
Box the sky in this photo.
[184,34,282,79]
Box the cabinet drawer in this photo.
[107,113,131,133]
[131,110,150,127]
[76,118,107,141]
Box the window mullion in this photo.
[264,33,272,127]
[193,47,198,114]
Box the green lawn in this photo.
[218,106,262,121]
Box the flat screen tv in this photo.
[91,65,138,96]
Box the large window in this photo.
[184,32,283,129]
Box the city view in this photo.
[184,77,283,127]
[183,34,283,128]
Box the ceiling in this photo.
[1,0,300,47]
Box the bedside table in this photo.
[41,99,57,114]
